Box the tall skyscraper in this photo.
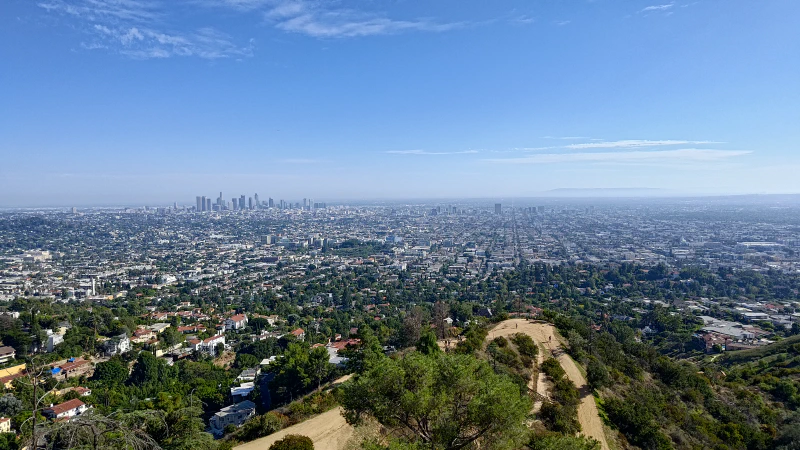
[206,198,212,212]
[218,192,224,207]
[201,196,207,212]
[248,197,254,210]
[495,203,502,214]
[239,195,246,210]
[254,193,259,208]
[232,198,238,210]
[268,197,274,208]
[196,196,202,212]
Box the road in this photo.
[490,319,610,450]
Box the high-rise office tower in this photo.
[254,193,259,208]
[206,198,212,212]
[201,196,207,212]
[218,192,224,207]
[239,195,246,210]
[196,196,202,211]
[248,197,254,210]
[232,198,238,210]
[268,197,274,208]
[495,203,502,214]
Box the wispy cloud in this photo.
[565,139,721,149]
[193,0,272,11]
[387,150,479,155]
[38,0,254,59]
[263,1,464,38]
[486,149,750,164]
[38,0,159,22]
[93,24,253,58]
[640,3,674,13]
[555,20,571,26]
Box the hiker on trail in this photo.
[549,336,552,343]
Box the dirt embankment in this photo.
[491,319,610,450]
[234,407,353,450]
[234,376,355,450]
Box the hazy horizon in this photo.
[2,1,798,206]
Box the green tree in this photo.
[92,358,129,386]
[586,358,610,390]
[341,352,531,450]
[128,351,177,389]
[416,331,440,355]
[308,346,333,391]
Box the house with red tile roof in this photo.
[225,314,248,331]
[43,399,88,420]
[289,328,305,341]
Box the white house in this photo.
[0,417,10,433]
[103,334,131,356]
[225,314,248,331]
[201,334,226,356]
[209,401,256,435]
[43,399,88,420]
[0,347,16,364]
[46,330,65,353]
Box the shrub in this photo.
[511,333,539,359]
[269,434,314,450]
[587,358,610,390]
[541,358,565,380]
[539,401,581,435]
[240,412,289,440]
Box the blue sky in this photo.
[1,0,799,206]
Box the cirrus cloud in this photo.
[485,149,751,164]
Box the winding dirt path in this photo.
[491,319,609,450]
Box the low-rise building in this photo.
[225,314,248,331]
[0,347,15,364]
[289,328,305,341]
[103,334,131,356]
[43,399,88,420]
[201,334,226,356]
[209,400,256,434]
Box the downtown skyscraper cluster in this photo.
[194,192,325,212]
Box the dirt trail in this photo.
[491,319,610,450]
[234,407,353,450]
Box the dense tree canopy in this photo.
[341,352,531,450]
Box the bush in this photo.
[587,358,610,390]
[286,391,338,422]
[539,401,581,435]
[541,358,565,380]
[240,412,289,440]
[269,434,314,450]
[492,336,509,348]
[488,344,522,369]
[511,333,538,358]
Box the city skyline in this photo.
[2,0,799,206]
